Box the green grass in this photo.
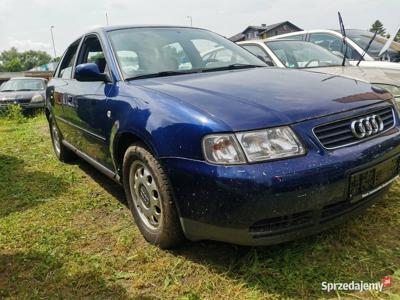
[0,115,399,299]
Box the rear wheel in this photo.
[49,117,75,162]
[122,144,184,249]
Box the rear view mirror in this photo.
[75,63,110,82]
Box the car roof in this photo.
[239,39,309,43]
[8,77,46,80]
[88,25,205,34]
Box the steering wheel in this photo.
[305,59,320,67]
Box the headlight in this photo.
[31,94,44,103]
[236,127,305,162]
[203,126,305,164]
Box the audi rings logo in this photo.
[350,115,384,139]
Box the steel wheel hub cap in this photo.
[129,161,162,230]
[52,123,61,155]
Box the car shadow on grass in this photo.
[0,251,130,299]
[71,158,126,205]
[0,154,69,218]
[71,157,400,298]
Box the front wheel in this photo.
[122,144,184,249]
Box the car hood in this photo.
[352,60,400,71]
[130,68,391,131]
[0,90,43,101]
[310,66,400,86]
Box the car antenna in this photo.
[338,12,348,67]
[356,31,377,66]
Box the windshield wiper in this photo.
[0,89,14,92]
[17,89,35,91]
[356,31,377,66]
[202,64,264,73]
[126,70,200,81]
[338,12,348,67]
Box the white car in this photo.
[237,39,400,101]
[268,29,400,70]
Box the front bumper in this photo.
[0,102,44,111]
[161,106,400,246]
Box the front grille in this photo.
[313,106,394,149]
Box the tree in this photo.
[370,20,386,36]
[395,32,400,43]
[0,48,51,72]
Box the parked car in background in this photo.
[0,77,47,111]
[46,25,400,248]
[239,39,400,102]
[269,29,400,69]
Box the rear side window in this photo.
[58,40,80,79]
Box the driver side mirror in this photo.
[75,63,111,82]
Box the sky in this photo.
[0,0,399,57]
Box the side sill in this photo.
[62,140,121,184]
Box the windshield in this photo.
[108,27,266,79]
[266,40,344,68]
[346,29,400,58]
[0,79,45,92]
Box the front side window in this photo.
[0,79,45,91]
[58,40,80,79]
[266,41,344,68]
[77,36,108,74]
[346,29,400,59]
[309,33,362,60]
[241,44,275,66]
[108,27,265,79]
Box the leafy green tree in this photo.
[0,47,51,72]
[370,20,386,36]
[3,58,23,72]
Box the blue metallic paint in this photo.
[46,26,400,245]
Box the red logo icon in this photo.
[382,276,392,288]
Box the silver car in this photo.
[238,39,400,102]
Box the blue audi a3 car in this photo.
[46,26,400,248]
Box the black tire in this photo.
[122,144,184,249]
[49,116,75,162]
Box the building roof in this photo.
[229,21,302,41]
[258,21,302,35]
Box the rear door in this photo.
[66,34,114,168]
[51,39,81,145]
